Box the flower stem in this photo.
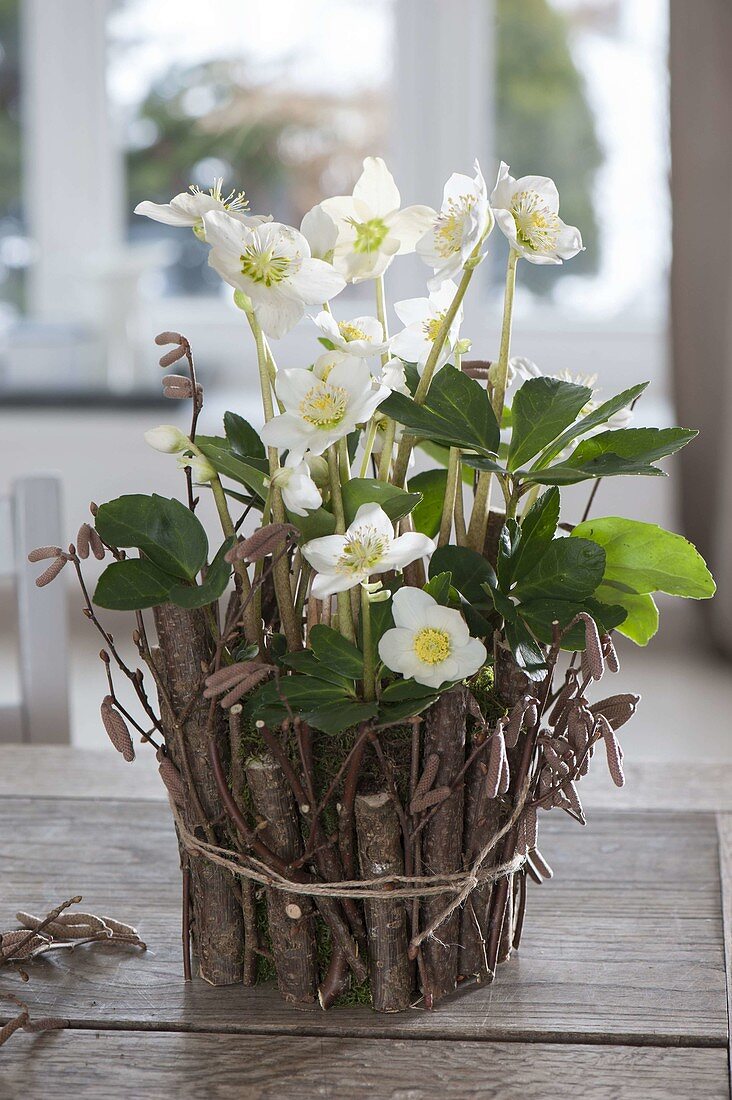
[209,472,260,647]
[327,445,355,642]
[359,417,379,478]
[466,249,519,551]
[247,310,301,650]
[372,272,395,483]
[391,263,474,488]
[438,446,460,547]
[360,586,375,701]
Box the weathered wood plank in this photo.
[0,799,726,1045]
[0,1033,728,1099]
[715,813,732,1099]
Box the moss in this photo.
[254,888,277,985]
[468,666,505,725]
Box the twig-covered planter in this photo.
[29,155,715,1013]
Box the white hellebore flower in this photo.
[490,162,583,265]
[302,504,434,598]
[315,310,390,360]
[271,459,322,517]
[144,424,189,454]
[321,157,435,283]
[391,281,463,371]
[312,349,367,382]
[261,360,389,464]
[203,213,346,339]
[379,588,486,689]
[134,178,267,240]
[300,204,339,262]
[417,161,492,290]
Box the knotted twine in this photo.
[168,773,531,951]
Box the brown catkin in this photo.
[155,330,183,345]
[203,661,263,695]
[100,696,135,762]
[562,779,584,819]
[505,699,528,749]
[549,676,578,726]
[35,556,67,587]
[602,633,620,673]
[523,805,538,849]
[28,545,62,563]
[599,716,625,787]
[485,726,506,799]
[530,848,553,880]
[158,755,187,807]
[574,611,604,680]
[498,752,511,795]
[76,523,91,559]
[159,345,188,368]
[412,752,440,802]
[590,693,640,731]
[410,785,451,814]
[218,667,273,708]
[227,523,298,563]
[88,527,105,560]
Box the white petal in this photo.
[347,503,394,541]
[391,586,438,630]
[250,288,304,339]
[555,222,584,260]
[260,413,313,462]
[429,604,470,645]
[493,208,520,251]
[453,637,488,678]
[300,204,338,259]
[314,310,342,344]
[390,326,428,364]
[381,532,434,571]
[275,366,316,410]
[513,174,560,214]
[301,534,347,574]
[134,199,194,227]
[328,358,374,398]
[353,156,401,216]
[393,296,430,327]
[490,161,515,208]
[290,258,346,305]
[311,570,357,598]
[202,210,248,253]
[387,206,437,254]
[378,628,416,674]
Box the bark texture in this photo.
[152,603,244,986]
[355,792,412,1013]
[245,756,318,1004]
[420,686,468,1003]
[459,731,495,981]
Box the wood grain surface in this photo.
[1,1032,728,1100]
[0,798,726,1048]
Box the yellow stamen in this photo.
[299,382,348,429]
[336,526,388,574]
[511,189,561,253]
[413,627,451,664]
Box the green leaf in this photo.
[196,440,268,499]
[309,625,364,678]
[93,558,174,611]
[380,678,438,703]
[511,488,560,581]
[224,412,267,467]
[504,616,546,680]
[305,700,378,735]
[377,695,439,724]
[342,478,421,526]
[521,461,666,486]
[534,382,649,468]
[280,650,354,690]
[595,586,659,646]
[288,506,336,541]
[168,539,233,609]
[461,454,507,475]
[380,368,500,454]
[519,596,626,648]
[508,378,592,471]
[95,494,208,581]
[408,470,447,538]
[513,537,605,603]
[571,517,716,600]
[423,571,452,605]
[429,545,496,605]
[366,596,394,667]
[566,427,696,467]
[249,676,349,715]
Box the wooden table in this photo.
[1,749,731,1098]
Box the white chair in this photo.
[0,476,70,743]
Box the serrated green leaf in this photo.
[534,382,649,469]
[377,695,438,724]
[93,558,174,611]
[380,368,500,454]
[429,545,497,605]
[423,571,452,605]
[380,678,438,702]
[508,378,592,471]
[511,487,560,581]
[304,700,378,734]
[571,517,715,600]
[196,441,268,499]
[513,537,605,603]
[288,506,337,541]
[95,494,207,581]
[280,650,354,690]
[309,625,364,678]
[595,586,659,645]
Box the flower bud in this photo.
[178,453,216,484]
[144,424,189,454]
